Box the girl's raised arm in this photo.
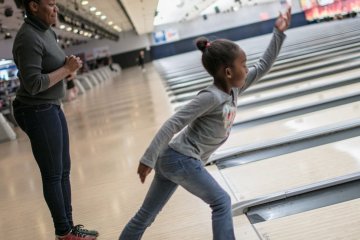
[240,7,291,94]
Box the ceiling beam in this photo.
[119,0,158,35]
[116,0,136,32]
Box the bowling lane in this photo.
[234,77,360,123]
[206,165,237,202]
[253,198,360,240]
[245,58,360,93]
[271,42,360,72]
[167,47,360,91]
[169,46,360,95]
[170,59,360,104]
[163,38,360,84]
[263,51,360,80]
[220,101,360,150]
[238,68,359,107]
[160,30,360,81]
[219,136,360,202]
[234,215,261,240]
[171,79,358,110]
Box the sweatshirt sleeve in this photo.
[14,33,50,95]
[239,28,286,94]
[140,91,216,168]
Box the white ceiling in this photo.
[154,0,277,26]
[120,0,158,35]
[0,0,131,39]
[58,0,133,33]
[57,0,159,35]
[0,0,116,45]
[201,0,276,15]
[0,0,279,38]
[154,0,218,26]
[76,0,277,35]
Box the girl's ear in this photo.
[225,67,232,79]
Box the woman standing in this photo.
[12,0,98,239]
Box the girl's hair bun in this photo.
[195,37,210,53]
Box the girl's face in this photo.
[227,50,248,88]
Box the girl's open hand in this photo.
[275,7,292,32]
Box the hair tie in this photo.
[206,42,211,48]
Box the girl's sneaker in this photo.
[72,225,99,237]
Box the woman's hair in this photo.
[23,0,40,15]
[195,37,240,77]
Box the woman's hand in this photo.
[137,162,152,183]
[64,55,83,73]
[275,7,292,32]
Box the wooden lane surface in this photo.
[220,137,360,202]
[254,198,360,240]
[220,101,360,150]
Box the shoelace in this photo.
[72,225,97,237]
[71,226,88,238]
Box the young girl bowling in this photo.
[120,8,291,240]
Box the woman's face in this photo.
[228,49,249,88]
[31,0,58,26]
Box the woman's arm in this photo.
[48,57,82,88]
[138,91,216,182]
[239,8,291,94]
[15,34,82,95]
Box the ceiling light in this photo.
[79,30,84,34]
[95,11,101,16]
[101,15,107,20]
[59,25,66,29]
[95,35,100,39]
[66,27,72,31]
[90,7,96,11]
[113,25,122,32]
[73,29,79,33]
[108,21,113,25]
[81,1,89,5]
